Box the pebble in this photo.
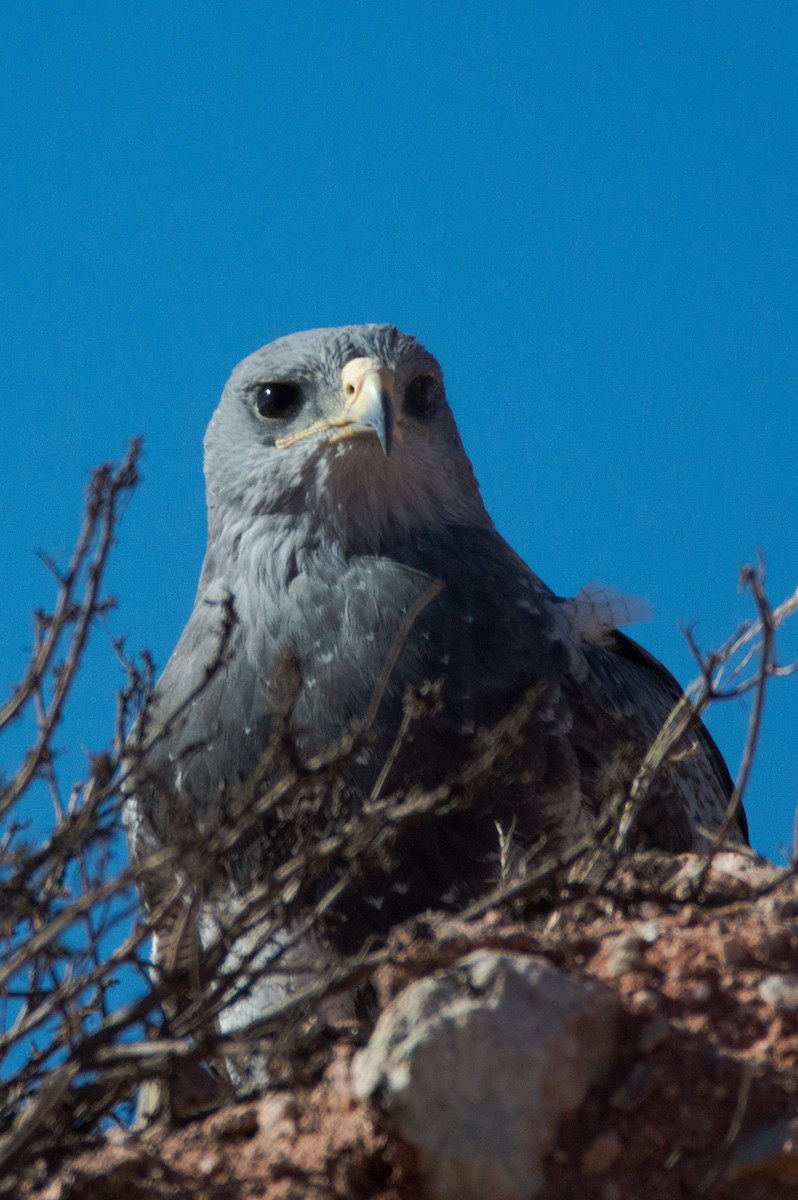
[627,989,658,1015]
[605,932,649,976]
[207,1104,259,1140]
[758,974,798,1012]
[258,1093,297,1138]
[717,931,748,967]
[198,1152,220,1176]
[691,979,712,1003]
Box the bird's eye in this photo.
[405,375,437,417]
[254,381,302,419]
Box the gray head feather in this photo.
[203,325,491,552]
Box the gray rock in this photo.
[758,973,798,1012]
[352,951,619,1200]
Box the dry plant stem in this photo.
[0,458,123,731]
[614,687,707,853]
[617,561,791,859]
[695,1061,753,1194]
[360,578,445,735]
[693,565,776,895]
[0,892,148,1057]
[0,443,141,818]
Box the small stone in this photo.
[605,932,648,976]
[717,932,748,967]
[106,1128,140,1145]
[691,979,712,1003]
[328,1055,354,1097]
[627,989,657,1016]
[198,1152,220,1176]
[758,974,798,1012]
[258,1093,296,1138]
[31,1159,49,1184]
[581,1131,623,1174]
[668,851,776,899]
[207,1104,259,1139]
[711,850,778,887]
[632,921,660,944]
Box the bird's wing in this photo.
[124,521,745,954]
[569,629,746,848]
[390,525,744,856]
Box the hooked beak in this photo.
[273,356,396,455]
[334,357,395,456]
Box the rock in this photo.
[257,1093,296,1139]
[758,974,798,1012]
[352,951,619,1200]
[627,989,658,1015]
[717,930,749,967]
[669,851,779,898]
[198,1152,220,1176]
[605,931,650,976]
[709,850,778,887]
[206,1104,259,1140]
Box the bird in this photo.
[123,323,747,1093]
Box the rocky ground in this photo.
[12,850,798,1200]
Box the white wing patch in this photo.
[566,581,653,643]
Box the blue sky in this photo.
[1,3,797,862]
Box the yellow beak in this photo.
[334,357,395,455]
[274,356,396,454]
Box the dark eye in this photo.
[254,381,302,419]
[405,375,437,416]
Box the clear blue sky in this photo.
[1,3,796,861]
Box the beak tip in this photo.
[378,397,393,456]
[339,359,395,456]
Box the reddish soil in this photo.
[13,851,798,1200]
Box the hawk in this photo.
[124,324,746,1090]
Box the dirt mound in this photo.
[15,851,798,1200]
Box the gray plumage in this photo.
[124,324,746,1077]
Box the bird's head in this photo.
[204,325,490,550]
